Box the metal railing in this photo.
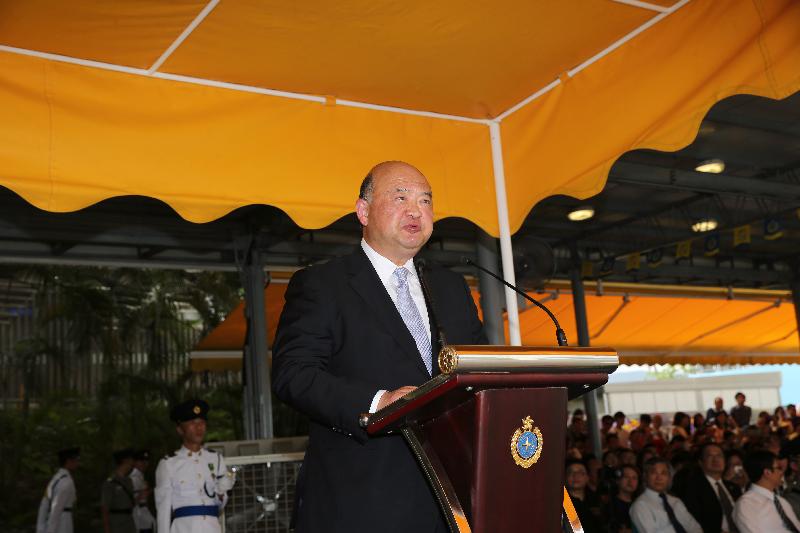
[208,437,307,533]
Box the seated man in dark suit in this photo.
[673,442,740,533]
[273,161,487,533]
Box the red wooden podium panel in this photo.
[364,348,617,533]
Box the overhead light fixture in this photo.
[691,218,718,233]
[567,206,595,222]
[695,159,725,174]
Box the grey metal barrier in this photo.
[207,437,307,533]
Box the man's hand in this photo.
[376,386,416,410]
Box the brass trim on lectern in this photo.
[438,345,618,374]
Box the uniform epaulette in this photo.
[164,451,176,459]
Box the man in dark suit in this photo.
[673,442,741,533]
[272,161,487,533]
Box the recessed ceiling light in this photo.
[691,218,718,233]
[567,206,595,222]
[695,159,725,174]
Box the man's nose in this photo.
[406,204,421,218]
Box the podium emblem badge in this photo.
[510,416,543,469]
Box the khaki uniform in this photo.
[101,474,137,533]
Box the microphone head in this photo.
[414,257,427,269]
[461,256,473,266]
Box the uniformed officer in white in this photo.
[36,447,80,533]
[155,400,235,533]
[130,450,156,533]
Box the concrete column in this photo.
[476,230,505,344]
[791,276,800,350]
[570,250,602,458]
[241,249,273,439]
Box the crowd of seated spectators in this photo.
[564,393,800,532]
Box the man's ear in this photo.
[176,424,184,438]
[355,198,369,226]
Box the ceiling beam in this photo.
[610,162,800,200]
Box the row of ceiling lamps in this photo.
[566,159,726,231]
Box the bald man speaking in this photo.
[273,161,487,532]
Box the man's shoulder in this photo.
[289,253,355,284]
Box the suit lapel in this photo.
[346,248,429,376]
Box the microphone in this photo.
[463,257,568,347]
[414,257,448,349]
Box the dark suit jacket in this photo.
[673,465,740,533]
[272,247,487,533]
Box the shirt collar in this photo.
[361,239,416,285]
[749,483,776,499]
[644,487,665,500]
[180,446,202,457]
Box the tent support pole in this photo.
[242,249,274,439]
[570,247,602,458]
[476,229,505,344]
[489,122,521,345]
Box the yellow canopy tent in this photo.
[190,280,800,371]
[0,0,798,343]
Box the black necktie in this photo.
[775,493,800,533]
[716,481,739,533]
[659,492,687,533]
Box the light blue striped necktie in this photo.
[393,267,432,375]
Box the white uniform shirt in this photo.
[130,467,156,530]
[630,488,703,533]
[154,447,233,533]
[36,468,76,533]
[361,238,432,412]
[734,483,800,533]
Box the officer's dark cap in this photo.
[57,447,80,465]
[112,448,135,465]
[170,399,210,424]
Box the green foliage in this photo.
[646,364,700,380]
[0,265,245,532]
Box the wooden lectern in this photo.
[361,345,618,533]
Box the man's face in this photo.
[715,397,723,410]
[177,417,207,447]
[565,464,589,491]
[761,459,784,490]
[701,445,726,477]
[619,451,637,466]
[65,457,80,472]
[653,415,662,428]
[618,467,639,495]
[736,395,745,406]
[356,163,433,265]
[645,462,671,493]
[789,405,797,417]
[119,457,134,476]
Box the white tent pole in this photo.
[488,122,521,346]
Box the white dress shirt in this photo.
[705,474,735,532]
[130,467,156,530]
[734,483,800,533]
[361,239,431,413]
[630,488,703,533]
